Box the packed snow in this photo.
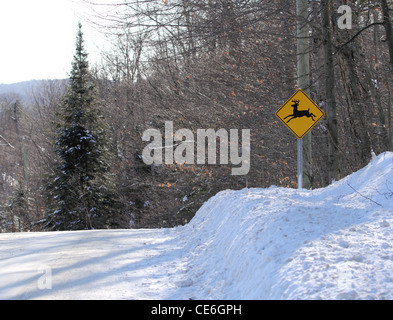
[1,152,393,300]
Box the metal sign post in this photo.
[297,139,303,189]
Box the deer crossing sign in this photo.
[275,89,325,139]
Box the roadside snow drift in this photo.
[176,152,393,299]
[1,152,393,300]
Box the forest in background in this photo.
[1,0,393,232]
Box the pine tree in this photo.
[44,23,126,231]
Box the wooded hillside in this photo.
[1,0,392,231]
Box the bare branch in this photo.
[0,134,15,149]
[346,181,383,207]
[335,22,385,53]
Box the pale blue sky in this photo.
[0,0,109,84]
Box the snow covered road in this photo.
[0,228,185,300]
[1,152,393,300]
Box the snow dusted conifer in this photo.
[45,23,125,231]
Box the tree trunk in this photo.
[381,0,393,67]
[381,0,393,150]
[297,0,313,189]
[321,0,340,183]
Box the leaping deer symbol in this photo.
[284,100,316,123]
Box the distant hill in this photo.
[0,80,65,105]
[0,80,40,101]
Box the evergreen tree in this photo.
[44,23,126,231]
[7,178,30,232]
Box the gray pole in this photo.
[297,0,311,189]
[297,139,303,189]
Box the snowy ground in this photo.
[1,152,393,300]
[0,228,186,300]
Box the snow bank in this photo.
[1,153,393,300]
[174,152,393,300]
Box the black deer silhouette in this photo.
[284,100,316,123]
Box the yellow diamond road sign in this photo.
[275,89,325,139]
